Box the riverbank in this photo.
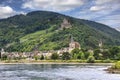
[106,61,120,74]
[0,60,114,65]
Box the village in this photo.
[0,35,81,60]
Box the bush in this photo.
[51,53,59,60]
[40,55,44,60]
[1,54,7,60]
[102,59,111,63]
[112,61,120,69]
[62,52,71,60]
[87,56,95,63]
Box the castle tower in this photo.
[70,35,74,43]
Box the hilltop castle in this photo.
[60,18,72,30]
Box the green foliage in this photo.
[84,52,90,59]
[93,49,101,59]
[87,53,95,63]
[87,55,95,63]
[51,53,59,60]
[71,48,82,59]
[34,55,40,60]
[101,50,111,59]
[1,54,7,60]
[62,52,71,60]
[0,52,1,59]
[102,59,111,63]
[80,52,85,60]
[109,46,120,59]
[71,48,80,54]
[40,55,44,60]
[112,61,120,69]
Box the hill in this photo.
[0,11,120,52]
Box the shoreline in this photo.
[0,62,114,66]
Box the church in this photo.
[69,36,81,52]
[57,36,81,54]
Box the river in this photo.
[0,64,120,80]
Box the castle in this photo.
[61,18,72,29]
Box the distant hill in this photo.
[0,11,120,52]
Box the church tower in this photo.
[99,39,103,48]
[69,35,81,52]
[1,48,5,58]
[99,39,103,52]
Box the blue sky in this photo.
[0,0,120,30]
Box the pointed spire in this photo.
[99,39,103,48]
[1,48,4,52]
[70,35,74,43]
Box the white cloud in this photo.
[0,5,26,19]
[95,15,120,28]
[90,0,120,12]
[95,0,113,5]
[22,0,84,11]
[90,6,106,11]
[0,6,16,18]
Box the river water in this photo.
[0,64,120,80]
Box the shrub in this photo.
[87,56,95,63]
[51,53,59,60]
[40,55,44,60]
[102,59,111,63]
[62,52,71,60]
[112,61,120,69]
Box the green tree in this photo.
[62,52,71,60]
[112,61,120,69]
[71,48,80,54]
[51,53,59,60]
[101,50,110,59]
[109,46,120,59]
[80,52,85,60]
[40,55,44,60]
[0,52,1,59]
[1,54,7,60]
[87,53,95,63]
[71,48,81,59]
[84,52,90,59]
[93,49,101,60]
[87,56,95,63]
[34,55,39,60]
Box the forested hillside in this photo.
[0,11,120,52]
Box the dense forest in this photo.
[0,11,120,52]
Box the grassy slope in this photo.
[19,25,56,51]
